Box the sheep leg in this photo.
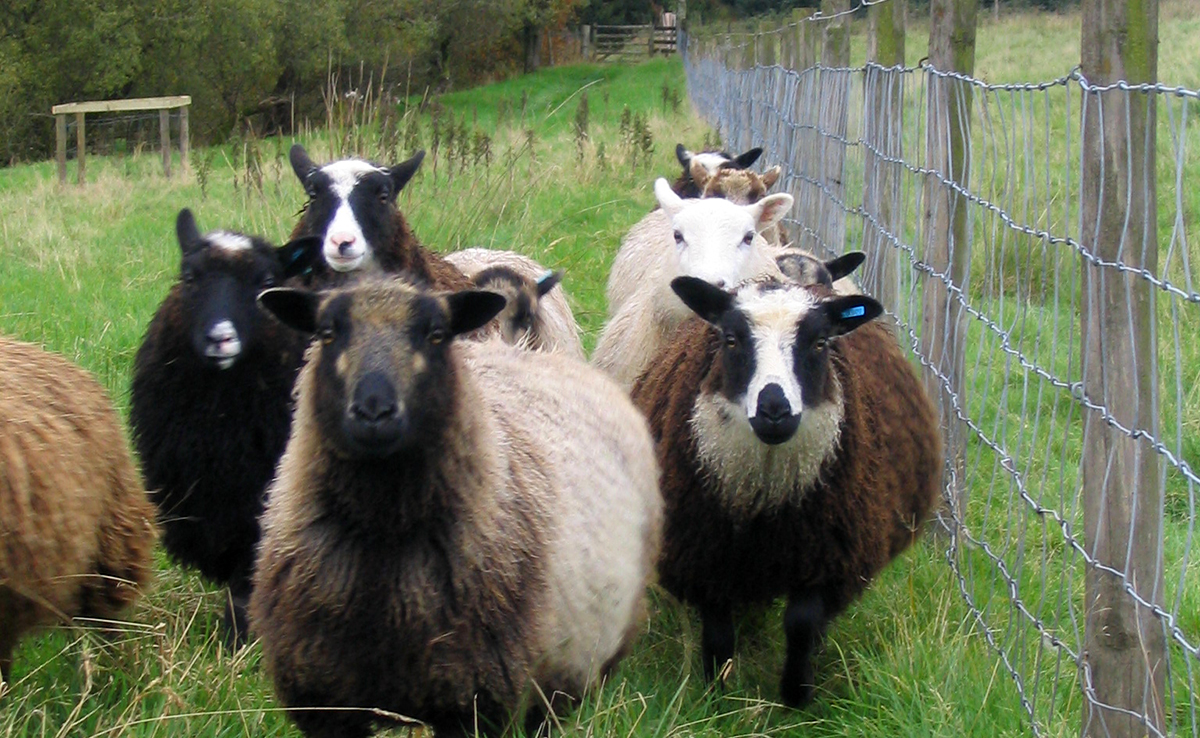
[780,592,825,708]
[288,709,373,738]
[699,604,735,683]
[221,566,253,650]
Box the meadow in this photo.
[1,3,1199,736]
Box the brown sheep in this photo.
[671,144,764,198]
[251,279,661,738]
[630,277,941,707]
[0,337,156,682]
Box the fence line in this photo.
[683,1,1198,735]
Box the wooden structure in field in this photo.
[52,95,191,185]
[587,23,677,60]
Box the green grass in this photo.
[1,11,1198,737]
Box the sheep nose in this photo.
[329,232,356,255]
[350,372,399,423]
[207,321,237,345]
[756,383,792,423]
[712,279,727,289]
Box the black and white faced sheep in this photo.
[251,279,662,738]
[672,143,764,198]
[444,247,583,358]
[629,277,941,708]
[0,336,156,682]
[129,209,319,647]
[288,144,472,290]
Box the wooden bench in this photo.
[52,96,191,185]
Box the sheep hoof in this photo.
[222,592,250,650]
[780,594,824,708]
[700,607,735,684]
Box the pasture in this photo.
[1,3,1198,736]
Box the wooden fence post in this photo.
[56,115,67,184]
[160,109,172,177]
[863,0,905,313]
[75,112,86,185]
[921,0,977,521]
[1079,0,1164,732]
[814,0,850,256]
[180,106,190,171]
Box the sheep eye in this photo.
[741,232,754,246]
[378,188,391,204]
[428,328,447,345]
[260,273,277,288]
[724,333,737,348]
[812,337,828,351]
[318,326,335,344]
[673,230,684,245]
[182,269,197,285]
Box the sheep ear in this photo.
[689,160,712,193]
[176,208,202,254]
[671,276,734,326]
[825,251,866,282]
[822,295,883,337]
[277,236,322,280]
[536,270,563,298]
[289,144,317,184]
[748,192,793,230]
[761,165,782,189]
[676,143,692,168]
[446,290,507,337]
[732,147,763,169]
[655,178,684,217]
[258,288,321,333]
[390,150,425,193]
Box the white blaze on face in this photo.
[691,151,732,175]
[208,231,253,252]
[736,284,815,420]
[319,159,387,272]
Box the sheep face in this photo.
[692,162,782,205]
[174,209,318,371]
[654,178,792,312]
[673,144,763,197]
[775,251,866,287]
[259,281,504,459]
[672,277,882,446]
[471,266,564,347]
[289,145,424,273]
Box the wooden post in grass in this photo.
[790,8,819,251]
[56,115,67,184]
[863,0,905,313]
[921,0,977,522]
[816,0,850,256]
[1079,0,1164,732]
[51,96,191,185]
[180,106,189,171]
[75,113,86,185]
[160,109,172,178]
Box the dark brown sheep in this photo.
[0,336,156,682]
[251,279,660,738]
[630,276,941,707]
[288,145,472,290]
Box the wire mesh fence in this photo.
[682,3,1198,735]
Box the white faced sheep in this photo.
[672,143,764,198]
[608,161,784,318]
[0,336,156,682]
[129,209,319,647]
[592,178,792,391]
[443,247,584,358]
[251,279,662,738]
[288,144,472,290]
[629,276,941,707]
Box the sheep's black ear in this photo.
[671,276,734,326]
[676,143,692,168]
[289,144,317,184]
[732,147,763,169]
[825,252,866,282]
[445,290,507,337]
[536,270,563,298]
[176,208,202,254]
[277,236,322,280]
[822,295,883,337]
[390,150,425,193]
[258,287,321,334]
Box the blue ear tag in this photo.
[841,305,866,320]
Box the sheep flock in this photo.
[0,138,942,737]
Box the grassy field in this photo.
[1,4,1198,736]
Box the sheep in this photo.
[250,279,662,738]
[0,336,156,682]
[288,144,472,290]
[592,178,792,391]
[129,209,320,647]
[672,143,764,198]
[443,247,584,358]
[608,161,784,317]
[770,249,866,292]
[629,276,941,708]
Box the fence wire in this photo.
[684,7,1198,737]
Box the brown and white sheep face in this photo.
[289,145,424,273]
[174,209,318,371]
[259,281,504,459]
[672,145,763,198]
[471,266,564,348]
[691,162,783,205]
[654,178,793,320]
